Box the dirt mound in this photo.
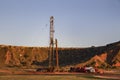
[76,54,108,67]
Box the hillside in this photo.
[0,41,120,68]
[76,54,108,68]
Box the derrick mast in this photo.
[49,16,55,68]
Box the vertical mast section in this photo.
[55,39,59,71]
[50,16,54,45]
[49,16,55,68]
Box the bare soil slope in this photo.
[0,41,120,68]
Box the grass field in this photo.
[0,74,116,80]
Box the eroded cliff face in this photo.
[0,41,120,68]
[0,46,48,67]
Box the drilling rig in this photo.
[37,16,59,72]
[49,16,59,72]
[49,16,55,69]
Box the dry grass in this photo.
[0,74,113,80]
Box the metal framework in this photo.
[49,16,55,68]
[49,16,59,71]
[55,39,59,71]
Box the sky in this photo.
[0,0,120,47]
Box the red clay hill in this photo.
[0,41,120,68]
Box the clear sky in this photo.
[0,0,120,47]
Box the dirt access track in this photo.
[0,69,120,80]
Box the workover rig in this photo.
[36,16,59,72]
[49,16,59,71]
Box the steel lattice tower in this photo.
[49,16,55,68]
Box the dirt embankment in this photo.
[0,41,120,68]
